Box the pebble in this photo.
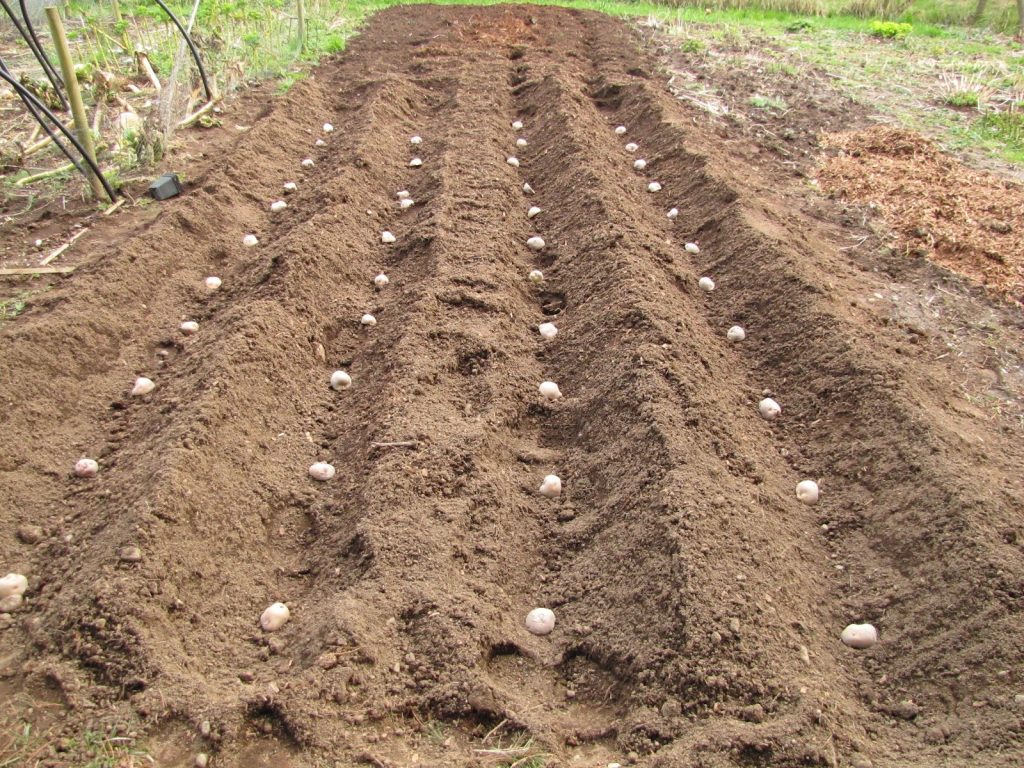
[0,614,12,630]
[728,617,741,635]
[17,525,43,544]
[119,546,143,563]
[195,754,209,768]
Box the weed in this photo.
[945,90,981,107]
[786,18,815,32]
[870,20,913,38]
[681,38,707,53]
[749,93,789,109]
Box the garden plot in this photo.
[1,6,1022,768]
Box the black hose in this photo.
[0,64,118,201]
[18,0,67,97]
[0,63,88,182]
[0,0,69,111]
[151,0,214,103]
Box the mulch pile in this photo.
[817,126,1023,301]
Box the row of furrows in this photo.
[3,68,363,690]
[520,64,823,696]
[26,69,459,727]
[502,28,862,755]
[292,52,566,728]
[578,15,1024,755]
[606,69,1024,701]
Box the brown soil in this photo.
[1,6,1023,768]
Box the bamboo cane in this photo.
[44,7,106,200]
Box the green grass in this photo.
[964,111,1024,162]
[945,90,982,107]
[750,93,789,109]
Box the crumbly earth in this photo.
[1,6,1022,768]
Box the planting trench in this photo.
[1,5,1023,767]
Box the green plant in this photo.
[870,20,913,38]
[786,18,815,32]
[681,38,707,53]
[945,90,981,107]
[749,93,789,109]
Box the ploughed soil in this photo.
[2,5,1023,768]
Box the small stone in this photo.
[195,754,209,768]
[238,671,255,683]
[661,698,682,718]
[314,343,326,363]
[119,546,143,563]
[710,631,723,644]
[0,614,12,630]
[199,720,212,737]
[728,617,741,635]
[850,757,873,768]
[740,703,766,723]
[17,525,43,544]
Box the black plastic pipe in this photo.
[0,0,69,111]
[0,64,118,201]
[151,0,214,103]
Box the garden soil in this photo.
[1,5,1022,768]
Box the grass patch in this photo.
[965,110,1024,162]
[750,93,789,109]
[945,90,981,108]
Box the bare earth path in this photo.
[1,6,1022,767]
